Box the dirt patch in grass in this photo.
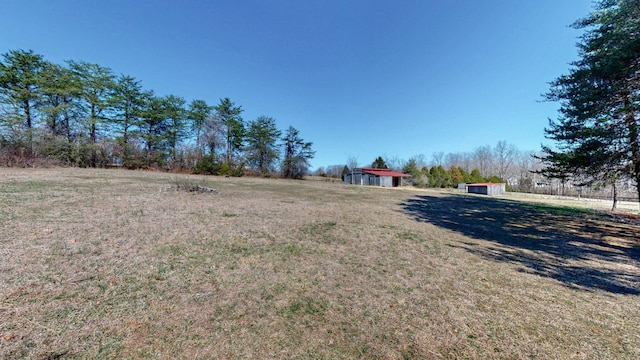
[1,168,640,359]
[612,211,640,220]
[601,210,640,225]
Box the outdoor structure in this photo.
[466,183,506,196]
[344,168,410,187]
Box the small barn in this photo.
[467,183,506,196]
[344,168,410,187]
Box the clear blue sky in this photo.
[1,0,594,169]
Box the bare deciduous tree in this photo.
[494,140,516,182]
[473,145,492,178]
[346,156,359,184]
[431,151,444,167]
[383,154,402,171]
[202,114,224,158]
[325,164,344,178]
[346,156,359,171]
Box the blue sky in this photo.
[1,0,594,169]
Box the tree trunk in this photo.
[195,128,201,160]
[63,97,72,143]
[612,182,618,211]
[624,106,640,210]
[226,132,232,165]
[24,100,33,153]
[90,104,98,167]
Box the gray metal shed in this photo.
[467,183,506,195]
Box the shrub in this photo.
[192,156,244,177]
[192,155,221,175]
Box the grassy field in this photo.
[1,168,639,359]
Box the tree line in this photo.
[399,141,537,191]
[316,141,543,192]
[0,49,314,178]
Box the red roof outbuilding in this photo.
[359,168,410,177]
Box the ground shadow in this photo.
[400,194,640,295]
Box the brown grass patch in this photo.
[1,168,639,359]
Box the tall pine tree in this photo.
[245,116,281,175]
[542,0,640,207]
[281,126,314,179]
[0,49,47,149]
[214,97,244,166]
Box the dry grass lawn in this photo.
[1,168,639,359]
